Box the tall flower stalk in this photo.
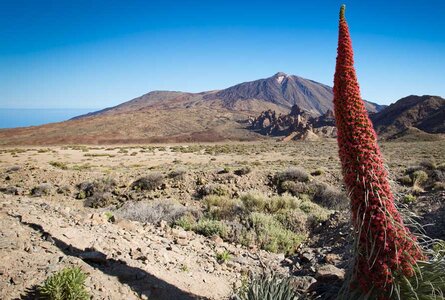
[333,4,423,298]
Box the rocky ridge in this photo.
[248,105,337,141]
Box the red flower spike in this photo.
[332,4,423,297]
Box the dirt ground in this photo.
[0,140,444,299]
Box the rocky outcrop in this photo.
[248,105,337,141]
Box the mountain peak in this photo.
[273,72,288,77]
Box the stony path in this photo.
[0,194,284,300]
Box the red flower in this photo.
[332,4,423,297]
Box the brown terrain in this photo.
[0,141,444,299]
[0,73,386,146]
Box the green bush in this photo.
[412,170,428,186]
[49,161,68,170]
[403,194,417,204]
[193,219,228,238]
[198,184,229,197]
[175,214,197,231]
[233,273,299,300]
[274,209,308,235]
[216,250,231,264]
[265,195,299,213]
[203,195,241,220]
[240,193,266,213]
[398,175,413,185]
[39,267,89,300]
[250,213,304,254]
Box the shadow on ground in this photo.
[16,216,209,300]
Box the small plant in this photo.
[239,192,266,213]
[49,161,68,170]
[104,211,114,221]
[216,250,231,264]
[168,168,187,180]
[233,273,299,300]
[311,168,324,176]
[198,184,229,197]
[403,194,417,204]
[31,184,52,197]
[180,264,189,272]
[175,214,196,231]
[131,172,164,191]
[204,195,241,220]
[193,219,228,238]
[234,166,252,176]
[412,170,428,186]
[398,175,413,185]
[249,212,304,254]
[313,183,349,210]
[117,200,192,225]
[275,167,309,184]
[38,267,89,300]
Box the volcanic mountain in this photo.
[0,72,384,145]
[371,95,445,138]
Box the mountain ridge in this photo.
[4,73,441,146]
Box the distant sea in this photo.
[0,108,98,129]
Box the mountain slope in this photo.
[0,72,385,145]
[371,95,445,137]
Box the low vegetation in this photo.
[38,267,89,300]
[233,273,299,300]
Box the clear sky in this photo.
[1,0,444,109]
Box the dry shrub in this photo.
[117,199,192,225]
[313,183,349,210]
[275,167,310,184]
[131,172,164,191]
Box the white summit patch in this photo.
[277,75,285,84]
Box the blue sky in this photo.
[1,0,444,109]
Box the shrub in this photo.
[193,219,228,238]
[117,200,191,225]
[198,184,229,197]
[76,177,118,207]
[420,159,437,170]
[216,250,231,264]
[175,214,197,231]
[168,168,187,180]
[313,183,349,210]
[38,267,89,300]
[233,273,299,300]
[398,175,412,186]
[275,167,309,184]
[412,170,428,186]
[31,184,52,197]
[56,186,71,196]
[433,182,445,191]
[274,209,309,235]
[234,166,252,176]
[49,161,68,170]
[265,195,299,213]
[311,168,325,176]
[131,173,164,191]
[84,192,118,208]
[279,181,315,196]
[203,195,242,220]
[403,194,417,204]
[249,212,304,254]
[240,193,266,213]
